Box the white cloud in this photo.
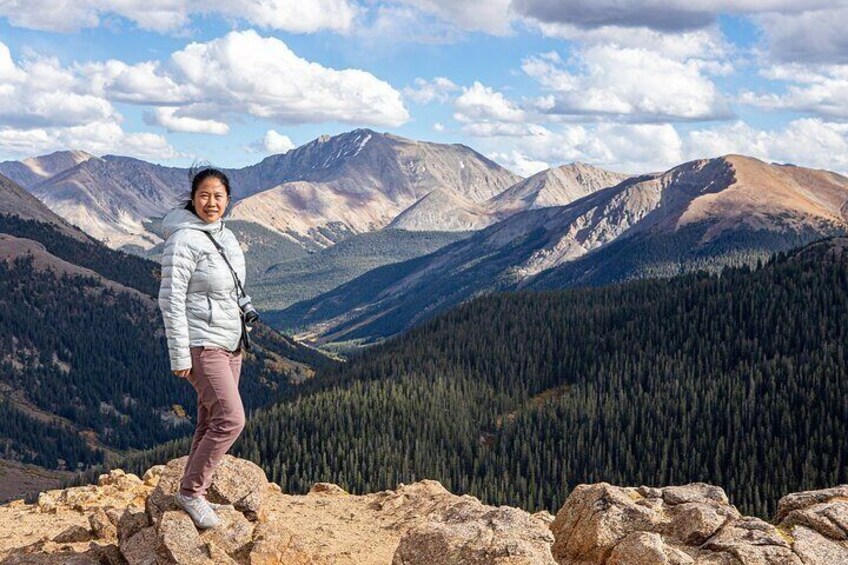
[433,122,445,132]
[453,81,527,132]
[403,77,459,104]
[0,41,177,161]
[0,122,177,160]
[263,130,296,153]
[79,60,194,105]
[210,0,361,34]
[530,22,730,62]
[474,122,682,174]
[168,30,408,127]
[522,45,733,122]
[684,118,848,172]
[487,150,549,176]
[0,0,359,33]
[393,0,514,35]
[147,107,229,135]
[739,63,848,119]
[0,46,118,128]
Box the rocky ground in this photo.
[0,455,845,564]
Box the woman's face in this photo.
[192,177,229,223]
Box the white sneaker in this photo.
[204,497,231,511]
[174,492,220,529]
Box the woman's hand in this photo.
[173,369,191,379]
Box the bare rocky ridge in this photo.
[0,174,91,243]
[485,162,631,218]
[0,455,844,564]
[0,151,94,190]
[28,155,187,251]
[227,130,521,246]
[386,163,629,233]
[387,188,493,231]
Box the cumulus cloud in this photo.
[392,0,514,35]
[487,149,550,176]
[263,129,296,153]
[403,77,459,104]
[452,81,532,136]
[0,45,118,128]
[146,107,230,135]
[530,22,731,62]
[0,122,177,160]
[522,46,733,122]
[74,31,408,128]
[167,30,408,126]
[0,0,359,33]
[0,41,178,160]
[684,118,848,172]
[474,118,848,178]
[473,122,682,174]
[79,60,194,105]
[739,63,848,119]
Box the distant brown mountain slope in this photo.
[0,150,94,189]
[0,173,90,243]
[674,154,848,238]
[486,162,631,217]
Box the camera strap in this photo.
[204,231,251,352]
[204,231,246,299]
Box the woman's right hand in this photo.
[173,369,191,379]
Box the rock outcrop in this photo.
[0,455,845,564]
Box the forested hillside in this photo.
[105,236,848,519]
[0,215,334,472]
[0,214,159,296]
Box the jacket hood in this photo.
[162,208,225,239]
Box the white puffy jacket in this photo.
[158,208,246,371]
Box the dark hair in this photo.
[184,166,231,215]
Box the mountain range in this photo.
[271,155,848,346]
[1,129,637,318]
[1,130,536,253]
[7,132,848,350]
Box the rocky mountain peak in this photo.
[0,150,95,189]
[486,161,630,216]
[1,455,845,563]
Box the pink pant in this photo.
[180,345,245,497]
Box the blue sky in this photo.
[1,1,847,175]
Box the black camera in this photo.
[237,295,260,325]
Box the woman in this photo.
[158,168,247,529]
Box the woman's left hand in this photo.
[173,369,191,379]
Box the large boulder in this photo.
[122,454,272,564]
[392,496,556,564]
[549,482,803,565]
[775,485,848,565]
[146,454,269,526]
